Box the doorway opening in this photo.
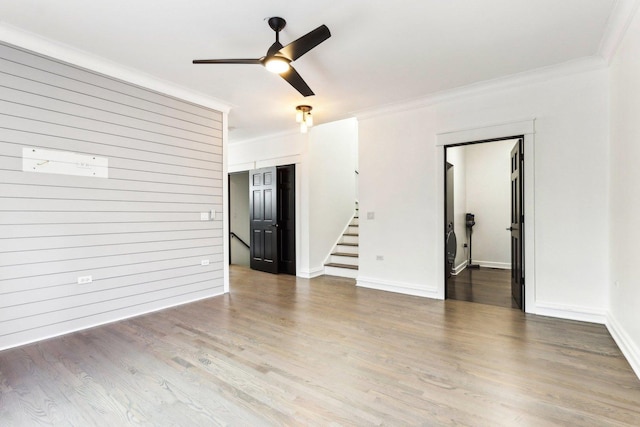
[444,136,524,310]
[229,165,296,275]
[229,171,251,267]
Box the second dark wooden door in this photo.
[250,167,278,273]
[277,165,296,275]
[510,139,524,310]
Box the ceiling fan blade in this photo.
[278,25,331,61]
[192,58,262,64]
[280,66,314,97]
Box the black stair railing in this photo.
[230,232,250,249]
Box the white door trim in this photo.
[436,119,536,313]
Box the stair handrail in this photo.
[230,232,250,249]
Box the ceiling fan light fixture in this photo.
[296,105,313,133]
[192,18,330,96]
[264,56,290,74]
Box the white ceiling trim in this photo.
[230,127,302,146]
[0,23,232,113]
[355,56,607,122]
[598,0,640,63]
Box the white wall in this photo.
[358,64,610,319]
[358,107,441,297]
[464,139,514,269]
[228,132,306,169]
[229,172,250,266]
[608,6,640,378]
[309,119,359,272]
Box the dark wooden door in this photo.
[250,167,278,273]
[510,139,524,310]
[277,165,296,275]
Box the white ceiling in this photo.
[0,0,623,142]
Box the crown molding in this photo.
[230,127,304,146]
[355,56,608,121]
[598,0,640,63]
[0,23,231,113]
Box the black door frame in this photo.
[276,164,296,275]
[443,135,525,310]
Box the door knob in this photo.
[506,227,513,231]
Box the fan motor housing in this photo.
[268,17,286,32]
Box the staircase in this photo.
[324,203,359,279]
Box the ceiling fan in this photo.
[193,17,331,97]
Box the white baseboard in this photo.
[452,260,468,275]
[452,260,509,274]
[534,301,607,324]
[474,261,511,269]
[357,276,440,299]
[606,313,640,381]
[297,267,324,279]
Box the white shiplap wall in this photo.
[0,42,224,350]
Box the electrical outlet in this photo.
[376,255,384,261]
[77,275,92,284]
[200,212,209,221]
[201,259,210,266]
[367,211,375,220]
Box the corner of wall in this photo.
[607,312,640,380]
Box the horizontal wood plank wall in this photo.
[0,42,224,350]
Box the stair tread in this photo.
[325,262,359,270]
[337,242,359,247]
[332,252,358,257]
[343,233,359,236]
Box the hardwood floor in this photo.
[1,265,639,425]
[447,267,519,309]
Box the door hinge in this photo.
[521,214,524,223]
[520,153,524,162]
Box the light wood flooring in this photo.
[447,267,519,309]
[1,265,639,425]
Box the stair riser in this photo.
[341,235,359,244]
[330,255,359,266]
[347,225,359,234]
[324,265,358,279]
[336,245,358,254]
